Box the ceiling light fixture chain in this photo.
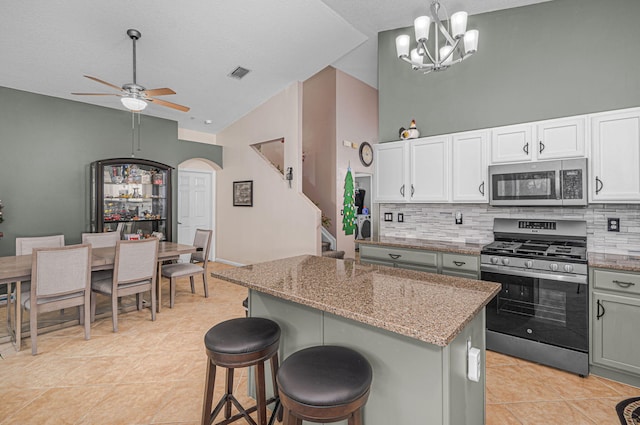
[395,0,479,74]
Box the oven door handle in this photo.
[480,264,588,285]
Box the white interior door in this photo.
[177,169,214,261]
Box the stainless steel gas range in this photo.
[481,218,589,376]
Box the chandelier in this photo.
[395,0,479,73]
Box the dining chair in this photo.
[22,244,92,355]
[160,229,213,308]
[9,235,66,330]
[81,232,120,248]
[90,238,158,332]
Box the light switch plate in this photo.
[398,213,404,222]
[384,213,393,222]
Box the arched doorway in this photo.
[177,158,219,261]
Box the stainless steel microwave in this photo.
[489,158,587,206]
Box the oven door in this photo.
[481,266,588,352]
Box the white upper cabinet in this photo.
[536,116,586,160]
[490,123,534,163]
[374,141,409,202]
[590,108,640,202]
[452,130,488,202]
[410,136,451,202]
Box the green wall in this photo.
[378,0,640,142]
[0,86,222,256]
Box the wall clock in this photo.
[359,142,373,167]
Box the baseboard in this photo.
[215,258,246,267]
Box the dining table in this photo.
[0,241,197,351]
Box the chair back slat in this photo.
[191,229,213,263]
[32,244,91,298]
[16,235,65,255]
[115,239,158,284]
[82,232,120,248]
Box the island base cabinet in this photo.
[591,292,640,377]
[249,290,486,425]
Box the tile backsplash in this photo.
[378,203,640,255]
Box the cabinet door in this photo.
[536,116,586,160]
[410,137,450,202]
[591,109,640,202]
[592,291,640,375]
[452,131,488,202]
[490,124,533,164]
[374,142,408,202]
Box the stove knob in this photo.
[491,257,499,265]
[549,263,559,272]
[525,260,533,268]
[502,258,510,266]
[564,264,574,273]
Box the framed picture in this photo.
[233,180,253,207]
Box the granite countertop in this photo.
[211,255,500,347]
[358,236,484,256]
[588,252,640,273]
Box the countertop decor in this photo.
[211,255,499,346]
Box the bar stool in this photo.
[202,317,281,425]
[276,345,373,425]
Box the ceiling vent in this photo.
[228,66,251,80]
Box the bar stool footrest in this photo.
[207,395,279,425]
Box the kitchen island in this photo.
[212,255,500,425]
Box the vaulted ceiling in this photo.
[0,0,550,134]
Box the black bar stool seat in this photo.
[276,345,373,425]
[202,317,281,425]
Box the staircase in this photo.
[322,241,345,259]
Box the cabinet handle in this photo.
[478,181,485,196]
[411,184,415,198]
[596,299,605,320]
[400,184,405,197]
[453,261,466,267]
[523,142,529,155]
[595,177,604,194]
[388,254,401,260]
[613,280,636,288]
[539,141,545,154]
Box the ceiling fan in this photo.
[72,29,190,113]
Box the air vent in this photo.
[228,66,251,80]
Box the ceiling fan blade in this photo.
[71,92,120,96]
[147,97,190,112]
[84,75,123,92]
[142,88,176,97]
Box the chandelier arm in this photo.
[400,55,435,71]
[440,38,461,64]
[420,40,437,66]
[430,1,457,46]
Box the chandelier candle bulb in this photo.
[451,11,468,38]
[414,16,431,41]
[464,29,479,54]
[395,34,411,58]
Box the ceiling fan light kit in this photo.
[72,28,190,113]
[395,0,479,73]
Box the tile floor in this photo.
[0,262,638,424]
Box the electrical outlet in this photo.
[455,211,463,225]
[608,217,620,232]
[384,213,393,222]
[398,213,404,222]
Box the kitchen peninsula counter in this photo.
[358,236,484,256]
[212,255,500,425]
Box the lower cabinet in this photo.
[359,244,478,278]
[591,269,640,379]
